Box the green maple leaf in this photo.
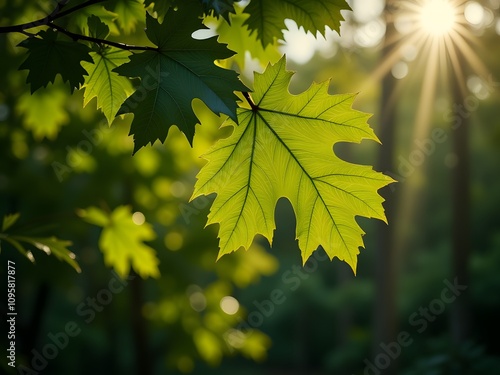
[243,0,350,46]
[213,8,281,69]
[18,29,93,93]
[192,57,394,272]
[17,87,69,140]
[79,206,160,279]
[81,17,134,124]
[114,0,247,153]
[71,5,120,36]
[87,14,111,40]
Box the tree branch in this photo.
[51,0,107,22]
[0,0,157,52]
[0,0,105,33]
[50,23,158,52]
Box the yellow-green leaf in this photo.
[23,236,80,273]
[1,214,80,271]
[211,9,281,70]
[192,57,394,272]
[80,206,160,278]
[81,47,133,124]
[16,87,68,140]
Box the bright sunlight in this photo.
[418,0,458,36]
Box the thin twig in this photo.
[0,0,105,33]
[0,0,156,52]
[50,23,158,51]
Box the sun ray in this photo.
[361,0,490,254]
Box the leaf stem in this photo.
[242,91,258,111]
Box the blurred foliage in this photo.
[1,0,500,374]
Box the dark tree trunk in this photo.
[450,54,471,344]
[130,274,152,375]
[373,2,398,374]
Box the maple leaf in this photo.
[17,87,69,140]
[81,17,134,124]
[79,206,160,279]
[192,57,394,272]
[71,5,120,36]
[243,0,350,46]
[87,14,112,40]
[114,0,248,153]
[18,29,93,93]
[212,7,282,70]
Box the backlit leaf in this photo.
[17,87,69,140]
[21,236,81,273]
[79,206,160,278]
[192,57,394,272]
[81,46,133,124]
[212,8,281,70]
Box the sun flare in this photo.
[418,0,458,36]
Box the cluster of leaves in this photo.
[2,0,393,275]
[0,213,80,272]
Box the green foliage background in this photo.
[1,0,500,374]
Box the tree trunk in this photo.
[130,273,152,375]
[449,54,471,344]
[373,2,398,374]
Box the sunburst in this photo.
[357,0,491,250]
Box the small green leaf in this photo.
[114,1,247,153]
[1,237,31,260]
[81,47,133,124]
[5,234,80,272]
[212,9,281,69]
[2,213,20,231]
[193,56,394,272]
[77,207,110,227]
[1,214,79,270]
[16,87,69,140]
[88,15,110,39]
[80,206,160,279]
[72,5,120,36]
[18,29,93,93]
[243,0,350,46]
[24,237,80,273]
